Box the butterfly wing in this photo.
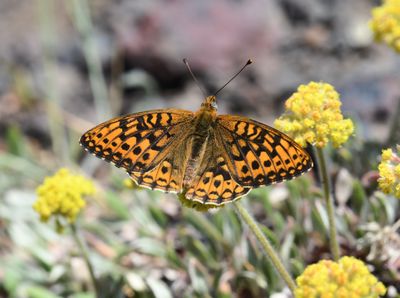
[184,132,250,205]
[80,109,194,179]
[215,115,313,187]
[128,139,188,193]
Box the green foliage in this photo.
[2,159,398,297]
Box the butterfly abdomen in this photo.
[182,109,216,187]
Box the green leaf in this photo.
[26,286,62,298]
[146,277,173,298]
[187,259,209,295]
[131,205,163,237]
[184,209,224,245]
[185,238,218,270]
[311,201,328,235]
[350,179,367,215]
[280,232,295,266]
[125,272,147,292]
[96,275,126,298]
[148,203,168,227]
[290,258,304,278]
[0,153,47,182]
[104,191,131,220]
[165,246,185,269]
[259,225,279,247]
[4,266,22,293]
[133,238,166,257]
[216,293,232,298]
[6,125,26,156]
[70,293,95,298]
[271,211,285,234]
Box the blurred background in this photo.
[0,0,399,297]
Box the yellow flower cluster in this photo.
[274,82,354,148]
[369,0,400,52]
[178,192,223,212]
[33,168,95,228]
[295,256,386,298]
[378,146,400,198]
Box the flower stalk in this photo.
[71,223,100,298]
[316,147,340,261]
[233,201,296,294]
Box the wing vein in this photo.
[231,134,255,184]
[152,160,163,189]
[127,127,172,171]
[218,123,272,156]
[115,128,161,168]
[214,128,240,179]
[247,141,267,178]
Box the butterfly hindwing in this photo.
[129,158,182,192]
[80,109,194,173]
[215,115,313,187]
[185,135,250,204]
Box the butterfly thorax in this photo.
[182,97,218,188]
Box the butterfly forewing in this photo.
[80,109,194,174]
[129,139,189,192]
[215,115,313,187]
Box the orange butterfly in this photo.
[80,59,313,206]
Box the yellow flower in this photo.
[33,168,95,231]
[369,0,400,52]
[274,82,354,148]
[378,146,400,198]
[177,192,225,212]
[381,148,393,161]
[123,178,142,190]
[295,256,386,298]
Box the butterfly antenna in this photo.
[214,59,253,96]
[183,58,207,97]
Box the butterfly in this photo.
[80,60,313,206]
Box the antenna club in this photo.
[183,58,188,64]
[214,59,252,95]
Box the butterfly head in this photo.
[201,95,218,111]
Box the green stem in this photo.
[316,147,340,261]
[70,223,100,298]
[70,0,110,121]
[233,201,296,294]
[37,0,68,164]
[386,99,400,147]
